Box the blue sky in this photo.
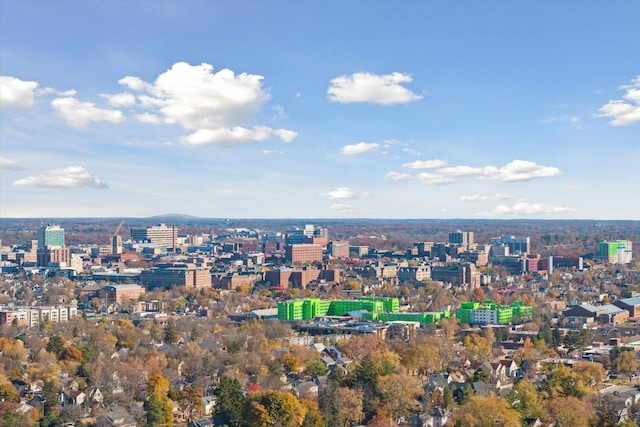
[1,1,638,219]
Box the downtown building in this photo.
[130,223,177,248]
[36,224,71,268]
[140,262,212,290]
[598,240,633,264]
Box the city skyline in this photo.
[1,1,639,219]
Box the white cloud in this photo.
[402,159,447,170]
[481,160,562,182]
[541,115,583,129]
[327,72,423,105]
[385,171,412,181]
[323,187,355,200]
[0,157,23,171]
[401,147,421,156]
[485,202,575,216]
[135,112,162,124]
[180,126,297,146]
[12,166,108,189]
[461,193,510,201]
[595,75,640,126]
[340,142,380,156]
[101,92,136,107]
[329,203,352,211]
[0,76,39,109]
[438,165,484,176]
[119,62,297,146]
[51,97,125,127]
[417,172,454,185]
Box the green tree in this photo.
[513,379,543,419]
[215,376,247,427]
[45,335,64,357]
[144,393,172,427]
[163,320,178,344]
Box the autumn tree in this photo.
[512,379,543,419]
[544,396,596,427]
[145,374,172,426]
[610,346,639,381]
[448,396,521,427]
[245,390,306,427]
[321,386,364,427]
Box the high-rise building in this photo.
[449,230,474,246]
[329,240,350,258]
[598,240,633,264]
[286,244,323,264]
[37,224,65,249]
[491,235,530,255]
[130,223,176,247]
[112,235,123,255]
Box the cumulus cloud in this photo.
[340,142,380,156]
[385,171,412,181]
[435,160,561,182]
[12,166,108,189]
[481,160,562,182]
[329,203,352,211]
[386,160,560,185]
[402,159,447,170]
[327,72,423,105]
[417,173,455,185]
[0,157,23,171]
[135,112,162,124]
[485,202,575,216]
[323,187,356,200]
[51,97,125,127]
[461,193,510,201]
[0,76,39,109]
[101,92,136,107]
[118,62,297,146]
[595,75,640,126]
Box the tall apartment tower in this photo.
[491,235,531,255]
[37,224,65,249]
[112,235,123,255]
[449,230,474,246]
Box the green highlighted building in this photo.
[277,297,449,325]
[455,299,532,325]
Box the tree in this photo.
[246,390,306,427]
[45,335,64,357]
[539,364,589,399]
[544,396,596,427]
[164,320,178,344]
[147,374,170,396]
[448,396,521,427]
[611,347,638,381]
[376,373,423,420]
[513,379,543,419]
[215,376,247,427]
[300,399,324,427]
[321,386,364,427]
[144,393,173,427]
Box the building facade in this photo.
[130,224,177,247]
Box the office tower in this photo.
[491,235,531,255]
[37,224,65,249]
[449,230,474,246]
[130,223,176,247]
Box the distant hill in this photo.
[147,213,203,220]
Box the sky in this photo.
[0,1,639,219]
